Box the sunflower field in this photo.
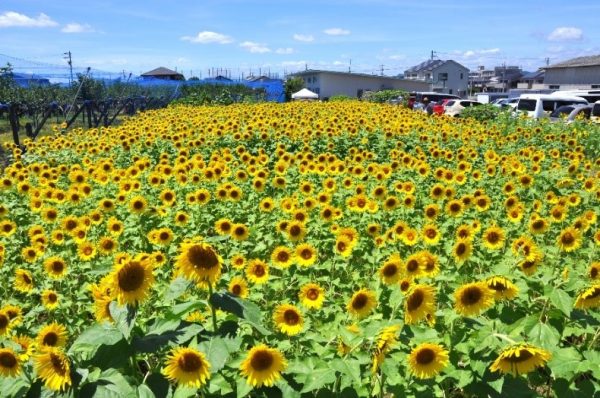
[0,102,599,398]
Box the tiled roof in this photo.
[405,59,446,73]
[141,67,183,77]
[545,55,600,69]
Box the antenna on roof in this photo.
[431,50,438,60]
[349,59,352,73]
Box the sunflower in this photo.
[214,218,233,235]
[372,325,400,373]
[240,344,287,387]
[231,223,250,241]
[107,217,124,236]
[159,189,177,206]
[259,197,275,212]
[557,227,582,252]
[230,254,246,270]
[286,221,306,242]
[271,246,294,268]
[14,269,34,293]
[246,259,269,284]
[13,334,35,360]
[490,344,551,376]
[421,224,441,245]
[408,343,449,379]
[403,253,423,280]
[0,348,21,378]
[335,235,354,257]
[273,304,304,335]
[0,311,11,336]
[452,239,472,264]
[162,346,211,387]
[574,285,600,309]
[175,241,222,285]
[36,322,68,349]
[528,217,549,234]
[174,211,190,226]
[3,305,22,325]
[486,276,519,300]
[454,282,495,316]
[379,256,402,285]
[111,257,155,305]
[482,226,505,250]
[445,199,463,217]
[228,277,249,298]
[21,245,39,263]
[298,283,325,309]
[589,262,600,280]
[41,289,60,310]
[33,347,71,391]
[418,250,440,277]
[347,289,377,319]
[295,243,317,267]
[98,236,118,255]
[405,284,436,325]
[129,195,148,214]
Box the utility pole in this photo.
[349,59,352,73]
[64,51,73,85]
[380,64,384,76]
[545,57,550,66]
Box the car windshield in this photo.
[593,104,600,117]
[550,106,574,118]
[446,100,455,106]
[517,99,537,111]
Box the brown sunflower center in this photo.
[587,287,600,299]
[300,249,313,260]
[407,290,424,311]
[455,243,467,256]
[289,225,302,237]
[461,287,483,306]
[133,200,144,210]
[117,262,145,292]
[253,265,265,277]
[352,293,368,310]
[306,288,319,300]
[159,232,170,241]
[283,309,300,325]
[231,284,242,295]
[487,231,500,244]
[43,332,59,346]
[0,315,9,329]
[50,353,68,375]
[178,352,203,372]
[415,348,435,365]
[22,273,32,284]
[276,251,290,262]
[0,352,18,368]
[187,245,219,270]
[505,349,534,363]
[426,229,437,239]
[250,350,273,371]
[383,264,398,277]
[406,259,419,272]
[561,233,574,245]
[47,293,58,303]
[532,220,544,230]
[450,203,461,213]
[488,281,507,292]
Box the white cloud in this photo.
[332,61,345,66]
[0,11,58,28]
[480,48,500,54]
[281,60,307,69]
[240,41,271,53]
[323,28,350,36]
[61,23,94,33]
[275,47,295,54]
[181,31,233,44]
[548,27,583,41]
[293,33,314,42]
[458,48,501,58]
[389,54,406,61]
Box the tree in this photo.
[284,77,304,102]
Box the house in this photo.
[140,67,185,81]
[2,72,50,88]
[404,59,469,96]
[291,70,429,99]
[542,55,600,90]
[517,71,545,90]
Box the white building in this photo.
[291,70,430,99]
[404,59,469,97]
[542,55,600,90]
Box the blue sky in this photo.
[1,0,599,79]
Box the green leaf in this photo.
[137,384,155,398]
[529,323,560,348]
[144,373,171,398]
[548,347,582,379]
[548,289,573,316]
[169,300,206,318]
[110,302,137,340]
[330,358,361,388]
[69,324,124,357]
[236,378,253,398]
[210,292,270,335]
[0,376,30,398]
[300,367,336,393]
[165,277,190,301]
[173,386,197,398]
[199,337,229,373]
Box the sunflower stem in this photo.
[207,281,218,333]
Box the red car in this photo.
[432,99,453,115]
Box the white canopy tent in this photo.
[291,88,319,100]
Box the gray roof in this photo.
[405,59,446,73]
[292,69,407,81]
[141,67,183,77]
[545,55,600,69]
[520,70,544,80]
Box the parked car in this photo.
[516,94,588,119]
[407,92,460,109]
[493,98,519,109]
[549,104,592,123]
[592,100,600,123]
[444,100,482,117]
[550,89,600,104]
[432,99,453,115]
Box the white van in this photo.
[516,94,588,119]
[550,90,600,104]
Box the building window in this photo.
[460,73,464,79]
[549,85,560,89]
[314,87,320,94]
[438,73,448,81]
[592,84,600,89]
